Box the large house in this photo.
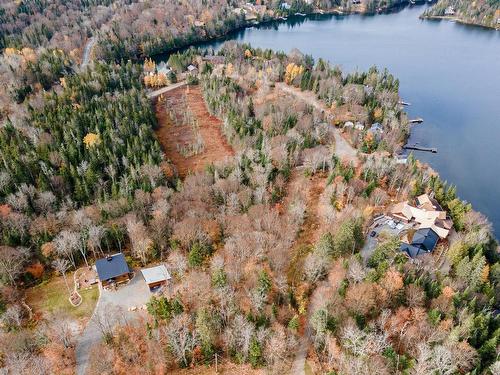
[391,193,453,239]
[400,227,440,258]
[391,194,453,258]
[95,253,131,287]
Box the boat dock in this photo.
[409,118,424,124]
[403,144,437,153]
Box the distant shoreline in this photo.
[420,14,500,31]
[147,3,426,61]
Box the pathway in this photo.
[290,336,308,375]
[81,37,96,69]
[285,172,327,375]
[147,81,187,99]
[75,273,151,375]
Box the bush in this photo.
[188,241,212,267]
[249,336,263,368]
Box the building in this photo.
[395,154,408,164]
[369,123,383,133]
[400,227,440,258]
[354,122,365,131]
[280,2,291,10]
[416,193,442,211]
[444,6,455,16]
[141,265,171,291]
[187,64,198,74]
[344,121,354,128]
[412,228,439,252]
[95,253,131,287]
[390,194,452,239]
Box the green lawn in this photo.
[27,274,99,320]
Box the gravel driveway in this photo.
[75,273,151,375]
[361,217,410,262]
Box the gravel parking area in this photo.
[361,216,411,261]
[75,272,151,375]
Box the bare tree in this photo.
[0,304,24,329]
[0,246,30,285]
[126,215,152,264]
[52,258,72,296]
[53,230,80,268]
[163,313,197,367]
[87,225,106,257]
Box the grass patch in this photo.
[305,361,314,375]
[287,244,312,285]
[26,274,99,320]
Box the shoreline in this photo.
[421,14,500,31]
[146,3,427,61]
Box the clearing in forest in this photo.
[285,171,328,286]
[154,85,234,178]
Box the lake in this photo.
[163,5,500,235]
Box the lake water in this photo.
[167,5,500,234]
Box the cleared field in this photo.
[155,85,234,178]
[26,274,98,321]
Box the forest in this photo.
[0,0,499,374]
[0,38,499,374]
[423,0,500,28]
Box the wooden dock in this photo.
[409,118,424,124]
[403,145,437,153]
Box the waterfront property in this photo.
[444,6,455,16]
[95,253,131,288]
[195,4,500,234]
[391,193,452,239]
[400,227,440,258]
[391,193,452,258]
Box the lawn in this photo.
[305,361,314,375]
[26,274,99,320]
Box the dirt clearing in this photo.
[285,171,328,285]
[154,85,234,178]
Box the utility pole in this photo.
[215,353,218,373]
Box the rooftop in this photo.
[141,265,171,285]
[95,253,130,281]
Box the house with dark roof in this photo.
[412,228,439,252]
[400,227,440,259]
[95,253,131,287]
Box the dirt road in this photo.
[81,37,96,69]
[147,81,187,99]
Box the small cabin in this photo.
[354,122,365,131]
[187,64,198,74]
[141,265,171,291]
[95,253,131,287]
[444,6,455,16]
